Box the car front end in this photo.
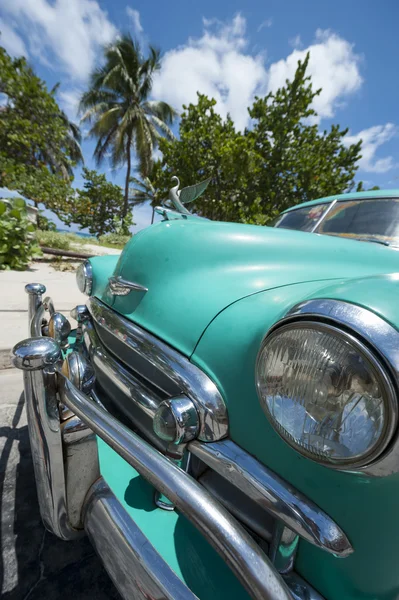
[12,210,399,600]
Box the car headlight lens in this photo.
[256,322,397,468]
[76,260,93,295]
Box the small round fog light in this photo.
[153,396,199,445]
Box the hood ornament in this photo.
[166,175,211,216]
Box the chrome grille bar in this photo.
[57,371,292,600]
[87,297,228,442]
[189,439,353,557]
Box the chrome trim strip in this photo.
[108,275,148,295]
[189,439,353,557]
[284,298,399,477]
[58,372,292,600]
[84,479,197,600]
[87,297,228,442]
[83,322,161,419]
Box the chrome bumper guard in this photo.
[12,283,351,600]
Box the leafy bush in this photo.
[37,212,57,231]
[35,230,70,250]
[0,198,41,270]
[63,232,99,245]
[98,232,131,248]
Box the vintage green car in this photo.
[12,186,399,600]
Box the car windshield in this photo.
[273,204,329,232]
[275,198,399,246]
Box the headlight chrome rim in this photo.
[256,319,398,470]
[76,260,93,296]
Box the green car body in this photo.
[13,189,399,600]
[89,190,399,599]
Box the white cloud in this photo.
[289,34,302,49]
[345,123,398,173]
[257,18,273,33]
[152,19,365,131]
[267,29,363,121]
[0,18,27,56]
[152,14,267,131]
[58,88,82,121]
[126,7,143,35]
[0,0,118,80]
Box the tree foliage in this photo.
[0,198,41,270]
[80,34,176,224]
[68,167,129,237]
[154,54,362,223]
[0,46,79,218]
[129,160,164,224]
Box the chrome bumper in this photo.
[12,283,350,599]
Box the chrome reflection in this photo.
[84,479,196,599]
[12,337,81,539]
[87,297,228,442]
[189,439,353,557]
[58,372,292,600]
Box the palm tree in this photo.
[47,83,84,179]
[129,161,163,224]
[80,35,176,225]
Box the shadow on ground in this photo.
[0,389,120,599]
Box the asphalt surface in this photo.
[0,368,120,599]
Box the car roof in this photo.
[282,189,399,213]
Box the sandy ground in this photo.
[69,242,121,256]
[0,262,90,366]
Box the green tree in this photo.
[70,167,127,237]
[248,54,361,216]
[0,46,78,220]
[0,197,41,270]
[155,55,362,223]
[129,160,164,224]
[80,34,176,226]
[155,94,259,222]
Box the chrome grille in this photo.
[86,297,229,442]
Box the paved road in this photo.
[0,369,120,599]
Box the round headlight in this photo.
[256,322,397,468]
[76,260,93,295]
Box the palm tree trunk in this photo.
[122,135,132,222]
[151,205,155,224]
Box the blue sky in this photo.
[0,0,398,232]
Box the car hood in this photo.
[96,219,399,356]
